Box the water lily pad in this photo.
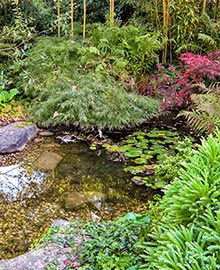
[131,176,145,185]
[102,143,121,152]
[124,165,145,174]
[136,140,149,148]
[124,148,143,158]
[147,130,166,138]
[133,156,152,164]
[133,131,147,137]
[125,138,138,144]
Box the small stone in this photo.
[38,131,54,137]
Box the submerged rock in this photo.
[0,122,38,154]
[34,152,63,171]
[63,191,105,209]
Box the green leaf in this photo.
[124,148,143,158]
[133,156,151,164]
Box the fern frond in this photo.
[179,92,220,134]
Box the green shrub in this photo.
[141,131,220,269]
[87,23,163,78]
[14,34,161,130]
[154,137,194,185]
[29,75,160,130]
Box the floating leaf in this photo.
[90,144,96,150]
[131,176,145,185]
[147,130,166,138]
[124,148,143,158]
[125,138,138,144]
[136,140,149,148]
[103,143,121,152]
[133,156,152,164]
[133,131,147,136]
[124,165,145,174]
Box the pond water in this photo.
[0,136,153,259]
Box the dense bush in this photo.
[29,74,160,130]
[138,51,220,110]
[141,131,220,269]
[13,30,162,129]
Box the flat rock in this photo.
[0,122,38,154]
[34,152,63,171]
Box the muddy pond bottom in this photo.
[0,137,153,259]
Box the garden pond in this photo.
[0,135,154,260]
[0,112,194,260]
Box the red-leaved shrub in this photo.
[138,51,220,110]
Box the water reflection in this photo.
[0,165,46,201]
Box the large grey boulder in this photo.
[0,122,38,154]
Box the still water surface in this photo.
[0,137,152,259]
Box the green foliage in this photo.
[129,1,220,59]
[78,214,150,270]
[14,33,161,129]
[88,23,163,78]
[0,85,19,109]
[38,213,150,270]
[154,137,194,184]
[29,74,160,130]
[103,129,192,188]
[0,2,36,62]
[141,131,220,269]
[179,89,220,135]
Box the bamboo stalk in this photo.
[71,0,74,36]
[110,0,114,24]
[162,0,170,64]
[83,0,86,39]
[57,0,61,38]
[202,0,207,12]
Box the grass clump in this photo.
[140,131,220,269]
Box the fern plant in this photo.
[179,84,220,135]
[88,23,163,78]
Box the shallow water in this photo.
[0,137,152,259]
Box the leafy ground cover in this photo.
[34,212,150,270]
